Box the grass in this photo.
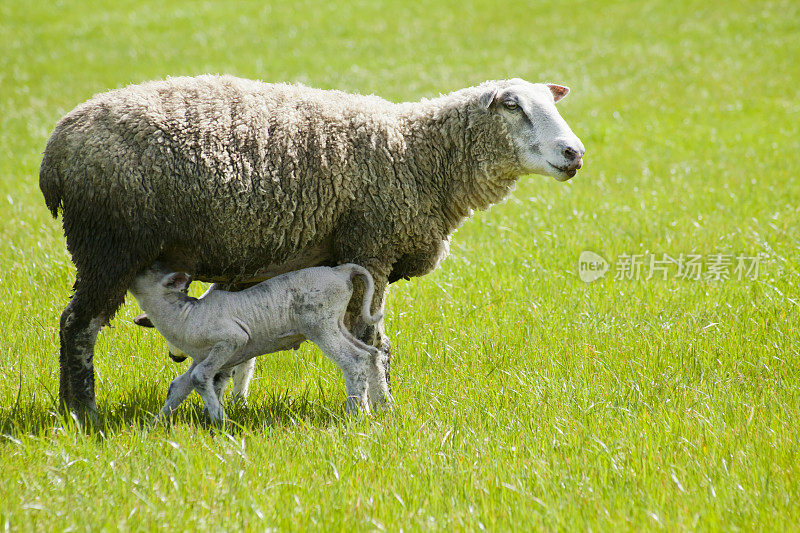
[1,0,799,530]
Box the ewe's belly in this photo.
[159,238,334,284]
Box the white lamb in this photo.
[129,262,385,425]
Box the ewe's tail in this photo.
[39,151,63,218]
[339,264,383,325]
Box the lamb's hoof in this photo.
[210,417,234,432]
[231,393,248,406]
[151,414,172,427]
[204,406,230,429]
[134,314,154,328]
[168,352,187,363]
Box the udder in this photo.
[160,237,335,284]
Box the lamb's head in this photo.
[479,78,584,182]
[131,262,192,297]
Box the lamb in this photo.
[129,263,386,423]
[39,75,585,421]
[155,283,257,403]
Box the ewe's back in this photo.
[43,76,399,207]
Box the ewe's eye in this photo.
[503,101,519,111]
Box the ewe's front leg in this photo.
[333,221,395,407]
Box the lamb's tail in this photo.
[340,264,383,325]
[39,150,63,218]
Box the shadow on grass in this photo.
[0,381,348,438]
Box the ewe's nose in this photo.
[560,141,585,171]
[562,146,579,160]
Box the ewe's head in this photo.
[479,78,584,182]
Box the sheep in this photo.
[39,75,585,421]
[128,262,385,423]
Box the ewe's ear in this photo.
[161,272,192,291]
[547,84,570,103]
[479,87,498,109]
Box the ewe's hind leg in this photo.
[59,263,138,422]
[59,297,101,417]
[58,214,158,423]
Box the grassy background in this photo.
[1,0,799,530]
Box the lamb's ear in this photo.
[479,86,498,109]
[547,84,570,103]
[160,272,191,291]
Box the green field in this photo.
[1,0,799,530]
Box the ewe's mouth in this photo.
[547,162,577,180]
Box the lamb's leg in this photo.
[348,272,392,408]
[155,361,198,424]
[338,321,392,410]
[217,282,257,401]
[230,358,256,403]
[213,368,233,402]
[144,280,255,401]
[190,339,242,426]
[311,329,370,415]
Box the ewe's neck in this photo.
[400,95,522,234]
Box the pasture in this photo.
[1,0,798,530]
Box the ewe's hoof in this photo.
[344,398,371,418]
[61,401,99,431]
